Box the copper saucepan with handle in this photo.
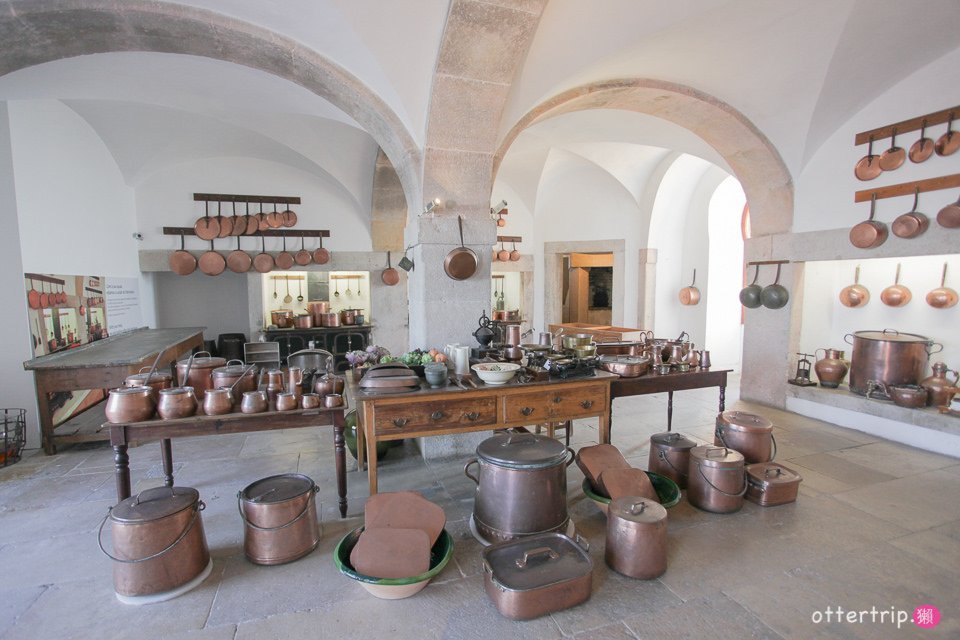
[937,191,960,229]
[679,269,700,305]
[936,112,959,157]
[838,265,870,308]
[226,235,252,273]
[926,263,958,309]
[198,238,226,276]
[229,200,246,236]
[854,136,882,181]
[313,235,330,265]
[880,263,911,307]
[194,200,220,241]
[878,128,905,171]
[253,234,275,274]
[909,119,935,163]
[444,215,478,280]
[294,236,312,266]
[891,187,929,239]
[169,232,198,276]
[243,202,258,236]
[850,194,887,249]
[381,251,400,286]
[216,200,233,238]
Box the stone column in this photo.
[637,249,657,330]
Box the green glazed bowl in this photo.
[581,470,681,515]
[343,411,390,461]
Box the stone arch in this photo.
[494,79,793,237]
[0,0,422,213]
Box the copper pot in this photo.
[211,362,258,402]
[293,314,313,329]
[464,433,574,543]
[314,373,344,396]
[157,387,198,420]
[238,474,320,565]
[605,498,668,579]
[300,393,321,409]
[323,394,343,408]
[275,392,298,411]
[849,194,888,249]
[271,310,294,328]
[105,386,156,424]
[124,367,173,401]
[686,446,746,514]
[647,432,697,489]
[321,312,340,327]
[880,263,912,307]
[340,309,356,325]
[920,362,959,408]
[202,388,234,416]
[814,348,849,389]
[308,301,329,325]
[176,351,226,401]
[240,390,268,414]
[100,486,210,598]
[845,330,942,395]
[714,410,776,464]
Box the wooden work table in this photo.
[349,370,616,494]
[23,327,205,454]
[610,368,732,434]
[105,405,350,517]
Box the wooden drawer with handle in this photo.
[374,397,497,436]
[551,384,606,419]
[503,384,607,424]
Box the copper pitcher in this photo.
[814,348,849,389]
[920,362,959,407]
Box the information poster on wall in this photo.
[104,277,142,334]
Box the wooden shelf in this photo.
[855,105,960,145]
[854,173,960,203]
[163,227,329,238]
[496,235,522,243]
[193,193,301,205]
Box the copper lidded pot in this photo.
[714,410,776,464]
[157,387,198,420]
[293,314,313,329]
[238,474,320,565]
[105,386,156,424]
[176,351,226,401]
[340,309,356,325]
[687,446,747,514]
[123,367,173,401]
[605,498,668,579]
[314,373,345,396]
[647,432,697,489]
[211,361,258,401]
[845,330,942,395]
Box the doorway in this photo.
[562,252,614,325]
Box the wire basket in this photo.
[1,408,26,467]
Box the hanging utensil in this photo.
[509,241,520,262]
[444,216,479,280]
[839,265,870,308]
[926,263,958,309]
[357,275,362,297]
[195,200,220,241]
[39,281,49,308]
[345,276,352,297]
[936,112,959,156]
[257,201,270,232]
[284,277,293,304]
[295,236,312,266]
[169,232,198,275]
[253,234,275,273]
[382,252,400,286]
[854,136,882,181]
[738,265,762,308]
[227,235,252,273]
[215,201,233,238]
[880,263,912,307]
[297,277,304,303]
[760,263,789,309]
[27,278,40,310]
[267,202,284,228]
[679,269,701,305]
[497,241,510,262]
[891,187,930,239]
[281,203,297,227]
[313,235,330,265]
[937,191,960,228]
[878,128,905,171]
[492,247,499,262]
[333,278,340,297]
[273,275,278,299]
[243,201,258,236]
[909,119,935,163]
[849,194,888,249]
[199,238,226,276]
[230,200,246,236]
[276,236,295,269]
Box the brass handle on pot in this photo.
[515,547,558,569]
[392,418,409,427]
[463,411,480,421]
[629,501,648,515]
[565,446,576,468]
[520,407,534,416]
[98,502,203,563]
[926,342,944,356]
[696,463,748,497]
[430,410,446,421]
[657,449,687,477]
[463,458,480,484]
[580,399,593,409]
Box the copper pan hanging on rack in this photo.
[936,112,959,157]
[891,187,930,239]
[276,236,295,269]
[909,119,935,163]
[281,203,297,228]
[854,136,882,181]
[878,128,905,171]
[443,215,478,281]
[243,202,258,236]
[199,238,226,276]
[230,200,246,236]
[267,202,284,229]
[257,202,270,232]
[253,235,275,273]
[937,192,960,228]
[838,265,870,308]
[226,235,252,273]
[295,236,312,266]
[169,233,198,276]
[216,201,233,238]
[849,194,888,249]
[194,200,219,241]
[313,236,330,265]
[926,263,958,309]
[880,263,911,307]
[382,251,400,286]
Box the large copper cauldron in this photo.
[464,433,574,544]
[844,330,942,395]
[99,486,210,599]
[238,474,320,565]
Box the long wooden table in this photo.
[350,371,616,494]
[106,406,350,517]
[23,327,204,454]
[609,368,732,435]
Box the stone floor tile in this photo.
[781,461,856,495]
[832,469,960,531]
[0,585,46,635]
[0,530,113,589]
[827,441,958,478]
[623,592,784,640]
[888,529,960,574]
[572,621,637,639]
[787,452,897,486]
[931,519,960,541]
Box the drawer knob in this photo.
[520,407,534,416]
[392,418,409,427]
[553,395,562,404]
[580,399,593,409]
[430,410,446,421]
[464,411,480,421]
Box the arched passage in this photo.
[495,79,794,237]
[0,0,422,213]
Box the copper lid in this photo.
[177,356,226,370]
[111,486,200,523]
[482,532,592,591]
[746,463,802,486]
[649,431,697,451]
[110,385,153,396]
[690,445,744,469]
[240,473,316,504]
[717,410,773,433]
[608,497,667,525]
[477,432,567,469]
[852,330,931,343]
[213,363,256,377]
[125,371,173,383]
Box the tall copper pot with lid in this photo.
[124,367,174,400]
[238,474,320,565]
[98,486,211,600]
[714,410,776,464]
[647,432,697,488]
[687,446,747,514]
[605,498,668,579]
[844,330,942,396]
[176,351,226,400]
[464,432,575,544]
[211,361,258,402]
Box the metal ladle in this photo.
[334,278,339,297]
[283,277,293,304]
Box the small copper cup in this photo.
[324,394,343,408]
[240,390,268,414]
[301,393,321,409]
[275,391,298,411]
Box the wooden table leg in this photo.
[667,390,674,431]
[598,411,610,445]
[114,444,131,502]
[356,407,366,472]
[161,438,174,487]
[333,411,347,518]
[33,375,57,455]
[719,384,726,412]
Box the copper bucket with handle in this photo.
[238,474,321,565]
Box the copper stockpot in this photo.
[321,312,340,327]
[920,362,959,408]
[465,433,575,543]
[176,352,226,401]
[99,486,210,598]
[105,386,156,424]
[271,310,294,328]
[211,362,258,402]
[123,367,173,401]
[605,498,668,579]
[714,410,776,464]
[240,390,268,414]
[648,432,697,489]
[687,446,746,514]
[238,474,320,565]
[275,392,298,411]
[157,387,198,420]
[314,373,345,396]
[340,309,356,325]
[202,388,233,416]
[814,349,849,389]
[845,330,942,395]
[308,301,329,326]
[293,314,313,329]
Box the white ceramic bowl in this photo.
[471,362,520,385]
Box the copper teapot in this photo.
[920,362,959,408]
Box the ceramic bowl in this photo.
[334,526,453,600]
[581,472,682,515]
[471,362,520,385]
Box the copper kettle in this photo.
[920,362,959,408]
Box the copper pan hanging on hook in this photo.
[849,194,888,249]
[854,136,883,181]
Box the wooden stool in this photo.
[535,421,573,447]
